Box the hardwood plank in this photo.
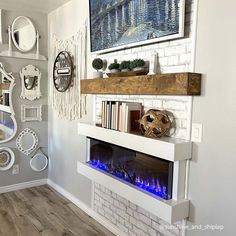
[80,72,202,95]
[0,185,114,236]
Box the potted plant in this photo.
[130,59,146,71]
[92,58,104,78]
[108,59,120,73]
[119,60,131,72]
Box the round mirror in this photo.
[30,153,48,172]
[16,128,39,155]
[11,16,36,52]
[0,147,15,171]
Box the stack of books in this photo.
[101,101,143,133]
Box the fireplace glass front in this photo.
[87,138,173,200]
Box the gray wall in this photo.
[188,0,236,235]
[0,9,48,187]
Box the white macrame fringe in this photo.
[51,23,87,120]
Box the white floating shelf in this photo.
[77,161,189,224]
[78,123,192,162]
[0,104,11,113]
[0,50,47,61]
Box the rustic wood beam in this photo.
[80,73,201,96]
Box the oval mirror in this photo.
[11,16,36,52]
[0,63,17,143]
[16,128,38,155]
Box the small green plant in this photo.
[108,59,120,71]
[92,58,104,71]
[130,59,145,69]
[120,60,131,70]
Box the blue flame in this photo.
[87,160,171,200]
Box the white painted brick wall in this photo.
[95,94,192,140]
[94,183,183,236]
[92,0,196,235]
[94,0,195,140]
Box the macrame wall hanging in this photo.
[50,24,87,120]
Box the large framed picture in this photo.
[89,0,185,54]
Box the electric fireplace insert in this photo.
[87,138,174,200]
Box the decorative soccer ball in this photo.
[138,109,171,138]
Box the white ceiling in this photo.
[0,0,71,14]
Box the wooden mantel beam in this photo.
[80,72,201,96]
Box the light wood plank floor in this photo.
[0,185,114,236]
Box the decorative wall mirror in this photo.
[11,16,36,52]
[20,65,41,100]
[0,16,46,60]
[0,63,17,143]
[53,51,73,92]
[0,147,15,171]
[21,105,42,122]
[30,148,48,172]
[16,128,38,155]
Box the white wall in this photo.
[188,0,236,235]
[48,0,93,207]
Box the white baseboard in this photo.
[47,179,126,236]
[0,179,47,194]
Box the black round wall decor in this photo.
[53,51,73,92]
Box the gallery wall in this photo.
[0,9,48,187]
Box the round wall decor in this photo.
[0,147,15,171]
[16,128,39,155]
[53,51,73,92]
[30,152,48,172]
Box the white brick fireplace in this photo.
[77,0,198,235]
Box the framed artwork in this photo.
[89,0,185,54]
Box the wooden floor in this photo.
[0,185,114,236]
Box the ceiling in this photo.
[0,0,71,14]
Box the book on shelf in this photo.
[101,101,143,133]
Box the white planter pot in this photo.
[110,69,120,73]
[121,69,130,72]
[133,67,145,72]
[93,71,103,78]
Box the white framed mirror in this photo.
[20,65,41,101]
[11,16,36,52]
[16,128,38,155]
[0,15,47,60]
[0,147,15,171]
[0,63,17,143]
[30,149,48,172]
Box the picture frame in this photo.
[89,0,185,54]
[21,104,42,122]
